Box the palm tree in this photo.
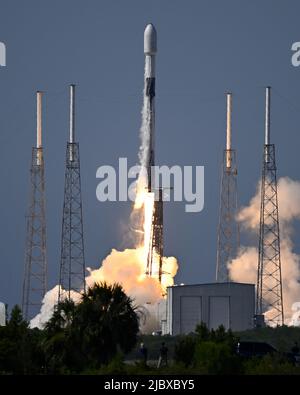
[43,299,77,373]
[74,282,139,366]
[44,299,76,334]
[43,282,139,371]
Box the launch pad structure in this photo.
[58,85,86,301]
[256,87,284,326]
[146,188,164,282]
[216,93,239,283]
[19,26,286,331]
[22,92,47,320]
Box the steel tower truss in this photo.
[216,149,239,282]
[257,143,284,326]
[22,147,47,320]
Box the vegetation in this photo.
[0,282,139,374]
[243,354,300,375]
[235,325,300,352]
[126,323,300,375]
[173,323,242,374]
[0,305,45,374]
[1,289,300,375]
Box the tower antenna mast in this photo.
[256,87,284,326]
[22,91,47,320]
[216,93,239,282]
[58,84,86,301]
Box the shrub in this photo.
[174,336,196,367]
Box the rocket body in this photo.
[144,24,157,192]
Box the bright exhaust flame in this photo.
[133,184,178,291]
[142,191,155,269]
[31,56,179,332]
[31,180,178,331]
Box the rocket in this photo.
[144,23,157,192]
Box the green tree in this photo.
[173,323,241,374]
[42,299,78,373]
[243,353,299,375]
[194,340,242,374]
[43,282,139,372]
[45,299,76,334]
[195,322,210,341]
[8,305,27,329]
[174,336,196,367]
[0,305,44,374]
[74,282,139,367]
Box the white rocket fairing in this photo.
[144,23,157,192]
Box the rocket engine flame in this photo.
[30,24,178,332]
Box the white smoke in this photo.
[86,248,173,306]
[290,302,300,327]
[30,285,81,329]
[30,56,178,331]
[229,177,300,325]
[31,249,177,331]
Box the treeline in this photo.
[171,324,300,374]
[235,326,300,353]
[1,283,300,375]
[0,283,139,374]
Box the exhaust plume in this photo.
[30,39,178,331]
[229,177,300,325]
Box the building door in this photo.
[209,296,230,330]
[180,296,202,334]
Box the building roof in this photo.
[168,281,255,289]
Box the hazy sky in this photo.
[1,0,300,309]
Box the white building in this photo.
[164,282,255,335]
[0,302,6,326]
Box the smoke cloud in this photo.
[30,54,179,332]
[30,285,81,329]
[229,177,300,325]
[31,248,178,331]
